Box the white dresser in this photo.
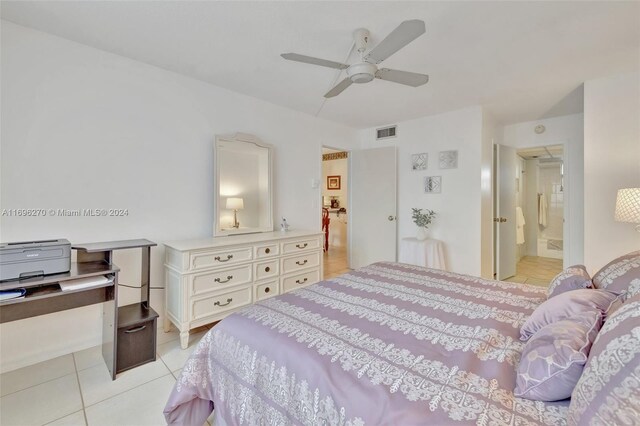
[164,230,323,348]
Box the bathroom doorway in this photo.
[514,144,565,285]
[495,144,565,286]
[321,147,350,279]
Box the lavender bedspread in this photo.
[164,262,569,425]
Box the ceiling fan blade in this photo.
[324,78,353,98]
[281,53,349,70]
[364,20,426,64]
[375,68,429,87]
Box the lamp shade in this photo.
[226,197,244,210]
[614,188,640,223]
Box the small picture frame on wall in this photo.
[439,150,458,169]
[327,175,341,190]
[411,153,428,171]
[424,176,442,194]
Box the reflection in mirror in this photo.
[214,133,273,236]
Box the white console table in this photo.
[164,230,323,349]
[399,237,447,270]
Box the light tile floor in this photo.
[323,245,350,279]
[0,324,212,426]
[505,255,563,287]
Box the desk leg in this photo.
[102,275,118,380]
[163,315,172,333]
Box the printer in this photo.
[0,239,71,281]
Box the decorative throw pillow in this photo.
[514,312,602,401]
[592,250,640,299]
[547,265,592,299]
[520,289,617,341]
[568,293,640,425]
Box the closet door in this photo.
[350,146,397,269]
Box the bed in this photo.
[164,262,570,425]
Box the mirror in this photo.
[214,133,273,236]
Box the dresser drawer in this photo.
[255,243,279,259]
[255,280,279,301]
[254,259,279,281]
[282,269,320,292]
[282,252,320,274]
[281,237,320,254]
[190,265,252,296]
[191,287,252,320]
[189,247,252,270]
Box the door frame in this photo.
[492,141,570,278]
[320,144,351,269]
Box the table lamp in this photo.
[615,188,640,232]
[226,197,244,229]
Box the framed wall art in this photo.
[327,175,341,190]
[424,176,442,194]
[439,150,458,169]
[411,153,428,171]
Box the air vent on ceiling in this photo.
[376,125,397,140]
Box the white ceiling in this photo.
[2,1,638,128]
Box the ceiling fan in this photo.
[281,20,429,98]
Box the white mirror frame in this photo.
[213,133,274,237]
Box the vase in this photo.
[416,227,428,241]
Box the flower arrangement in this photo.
[411,208,436,229]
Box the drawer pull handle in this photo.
[295,278,308,284]
[124,325,146,334]
[214,275,233,283]
[295,260,308,266]
[214,298,233,307]
[265,287,270,293]
[265,266,270,272]
[296,243,308,249]
[214,255,233,262]
[265,248,271,254]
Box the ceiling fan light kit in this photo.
[281,20,430,98]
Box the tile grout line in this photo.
[71,353,90,426]
[0,370,76,399]
[82,372,174,410]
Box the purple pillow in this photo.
[514,312,602,401]
[592,250,640,299]
[547,265,592,299]
[520,289,618,341]
[568,292,640,424]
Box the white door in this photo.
[349,147,397,269]
[495,144,518,280]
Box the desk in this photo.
[399,238,447,270]
[0,261,119,377]
[0,239,158,380]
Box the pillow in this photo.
[547,265,592,299]
[568,292,640,425]
[592,250,640,298]
[514,312,602,401]
[520,289,617,341]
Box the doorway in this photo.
[322,147,350,279]
[494,144,565,286]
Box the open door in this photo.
[349,147,397,269]
[495,144,517,280]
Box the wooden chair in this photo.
[322,208,330,252]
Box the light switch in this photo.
[311,178,320,189]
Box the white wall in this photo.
[583,72,640,272]
[501,113,584,267]
[0,21,357,372]
[358,107,485,276]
